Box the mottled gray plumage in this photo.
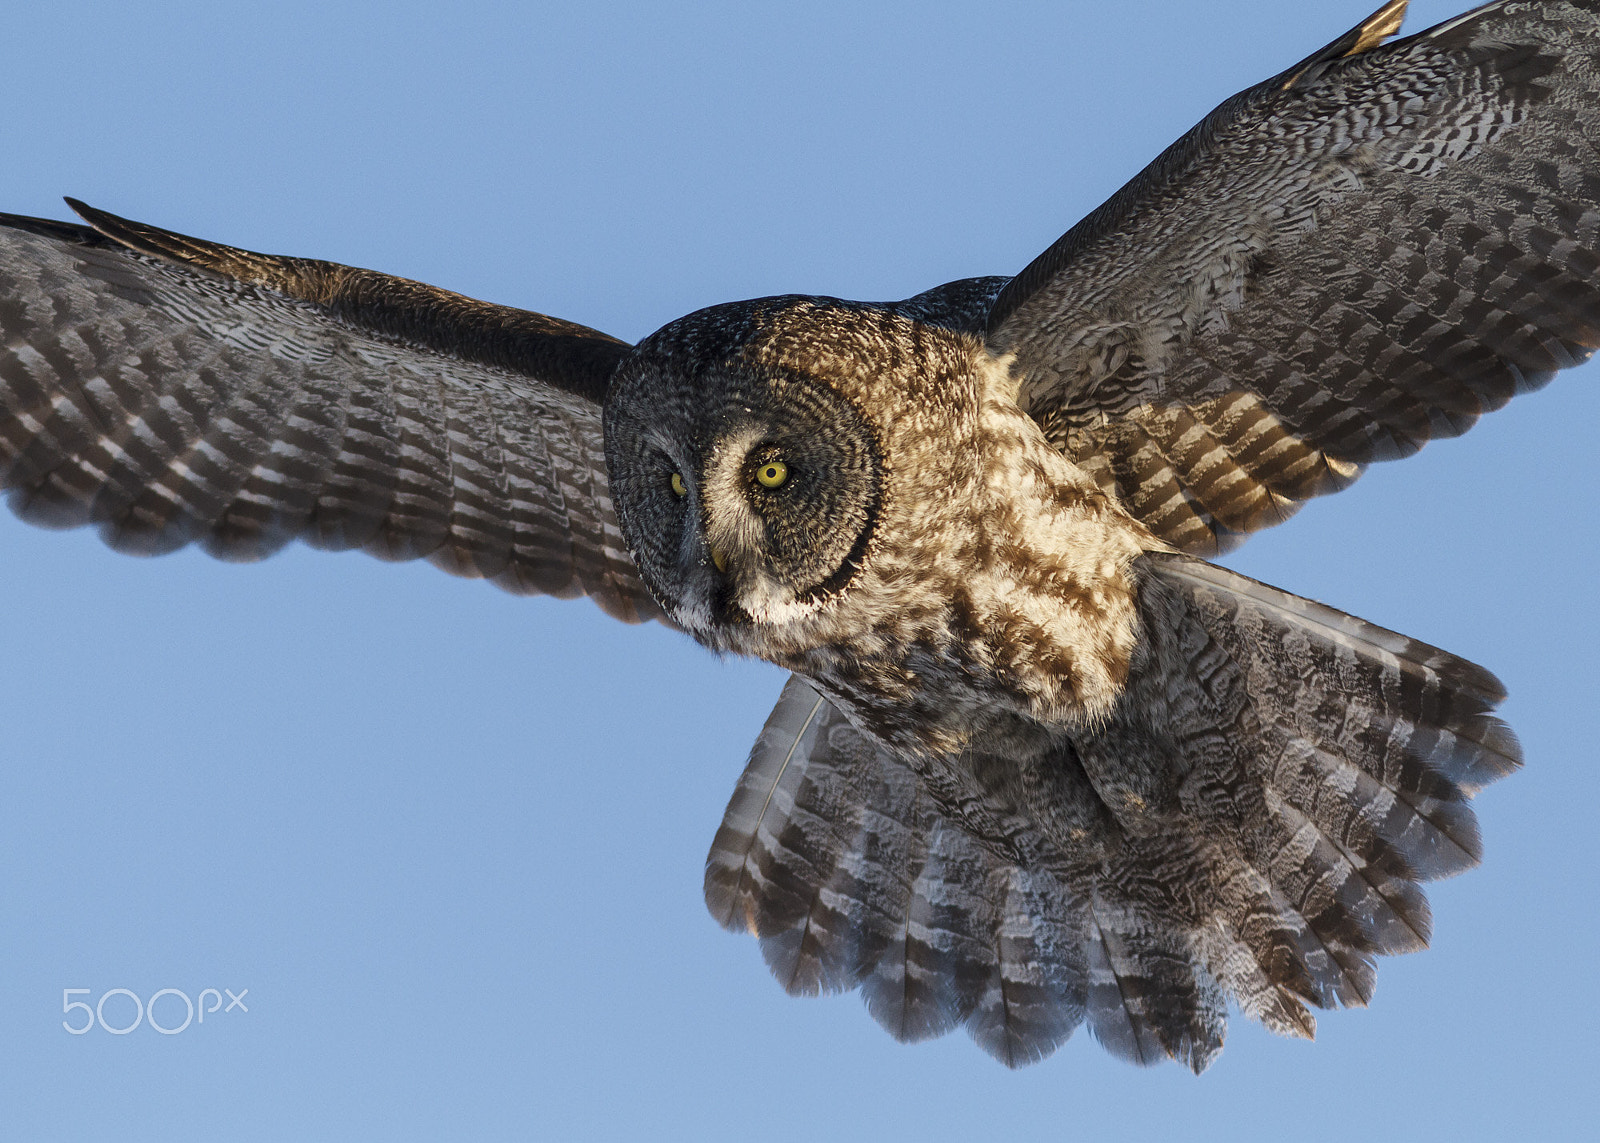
[0,204,656,621]
[0,0,1595,1071]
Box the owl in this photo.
[1,0,1596,1074]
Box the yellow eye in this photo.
[755,460,788,489]
[669,472,687,497]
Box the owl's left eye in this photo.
[754,460,788,489]
[670,472,688,497]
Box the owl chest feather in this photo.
[776,364,1152,760]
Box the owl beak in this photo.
[710,546,730,573]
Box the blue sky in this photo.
[1,2,1596,1139]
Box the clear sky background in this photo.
[1,2,1596,1140]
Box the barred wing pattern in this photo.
[0,206,660,623]
[990,0,1600,554]
[708,553,1519,1070]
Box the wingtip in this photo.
[1279,0,1410,91]
[53,197,242,276]
[62,195,110,228]
[1347,0,1410,58]
[61,197,150,249]
[0,201,104,245]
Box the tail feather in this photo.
[1084,918,1168,1068]
[710,679,1104,1065]
[1166,556,1522,786]
[1202,859,1337,1032]
[1263,789,1427,958]
[1159,554,1508,704]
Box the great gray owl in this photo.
[0,0,1594,1073]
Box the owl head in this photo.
[603,296,986,655]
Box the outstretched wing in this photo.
[986,0,1600,554]
[0,202,661,622]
